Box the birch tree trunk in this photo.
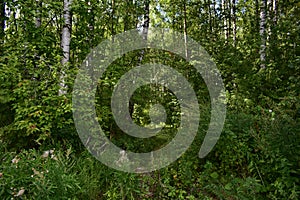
[35,0,41,28]
[0,0,4,54]
[141,0,149,41]
[183,1,189,59]
[212,0,219,43]
[267,0,272,41]
[221,0,228,41]
[138,0,149,62]
[232,0,236,45]
[267,0,277,38]
[111,0,115,39]
[0,0,5,39]
[87,0,94,47]
[59,0,72,95]
[130,0,150,117]
[273,0,277,25]
[87,1,94,32]
[0,0,4,30]
[259,0,267,69]
[228,0,231,38]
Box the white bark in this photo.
[259,0,267,69]
[232,0,236,44]
[142,0,149,41]
[273,0,277,24]
[267,0,277,40]
[0,0,4,56]
[59,0,72,95]
[35,0,41,27]
[221,0,228,40]
[0,0,4,35]
[267,0,272,41]
[138,0,149,63]
[228,0,231,37]
[183,2,189,59]
[4,1,20,33]
[132,0,150,116]
[87,1,94,32]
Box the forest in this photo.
[0,0,299,199]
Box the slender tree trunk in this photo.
[142,0,149,41]
[212,0,218,42]
[111,0,115,37]
[205,0,212,34]
[221,0,228,41]
[3,1,16,32]
[86,0,95,90]
[273,0,277,25]
[259,0,267,69]
[32,0,41,84]
[35,0,42,28]
[138,0,149,61]
[212,0,216,27]
[87,0,94,46]
[0,0,4,56]
[268,0,278,62]
[232,0,236,45]
[183,1,189,59]
[0,0,4,38]
[59,0,72,95]
[267,0,277,37]
[130,0,150,117]
[228,0,231,39]
[267,0,272,41]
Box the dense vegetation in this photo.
[0,0,299,199]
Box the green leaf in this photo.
[225,183,232,190]
[210,172,219,179]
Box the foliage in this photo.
[0,0,299,199]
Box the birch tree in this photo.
[221,0,228,41]
[267,0,277,41]
[0,0,4,55]
[232,0,236,44]
[138,0,149,62]
[59,0,72,95]
[259,0,267,69]
[35,0,41,27]
[0,0,4,38]
[129,0,150,117]
[228,0,231,38]
[110,0,115,37]
[273,0,277,25]
[141,0,149,41]
[183,1,189,59]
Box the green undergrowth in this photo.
[0,109,299,199]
